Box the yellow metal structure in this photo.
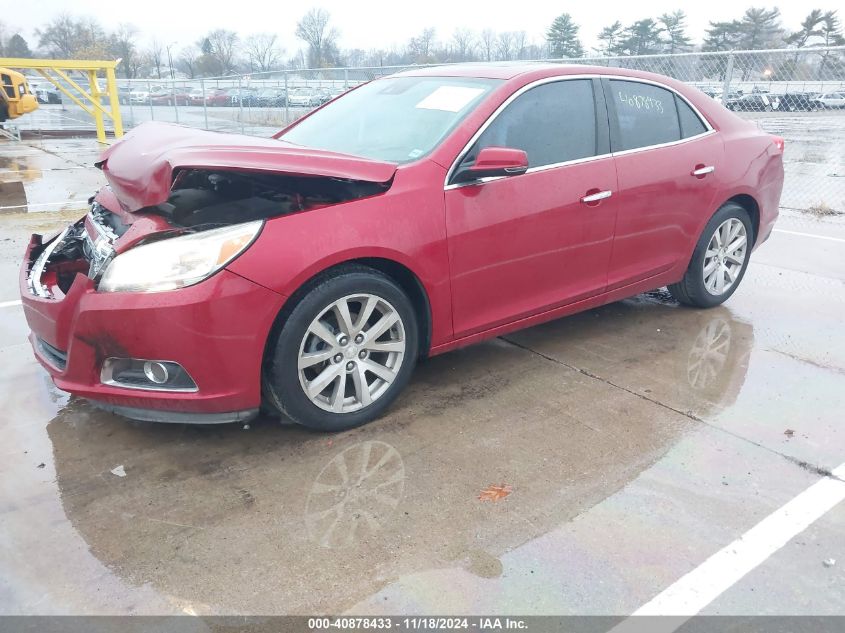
[0,67,38,121]
[0,58,124,144]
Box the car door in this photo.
[602,78,724,290]
[444,78,618,337]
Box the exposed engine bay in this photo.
[150,169,392,228]
[26,168,392,299]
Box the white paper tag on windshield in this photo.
[416,86,485,112]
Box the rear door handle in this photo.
[691,165,715,177]
[580,190,612,204]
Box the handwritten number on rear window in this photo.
[617,90,664,114]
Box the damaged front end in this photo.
[27,201,124,299]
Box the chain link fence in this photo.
[23,46,845,214]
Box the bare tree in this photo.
[408,27,436,62]
[496,31,514,61]
[244,33,283,72]
[176,45,201,79]
[512,31,527,60]
[452,28,475,61]
[296,8,338,68]
[147,38,164,79]
[205,29,239,75]
[109,23,139,78]
[480,28,496,62]
[36,14,84,57]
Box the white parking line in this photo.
[773,228,845,244]
[612,463,845,630]
[0,300,22,309]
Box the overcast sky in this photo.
[7,0,840,55]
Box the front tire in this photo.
[668,202,753,308]
[264,267,419,431]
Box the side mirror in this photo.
[456,147,529,183]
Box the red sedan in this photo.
[149,88,191,106]
[20,64,784,430]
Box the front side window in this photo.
[610,80,681,151]
[461,79,598,170]
[279,76,501,163]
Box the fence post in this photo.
[284,72,289,126]
[172,78,180,124]
[148,80,154,120]
[721,52,735,106]
[127,80,135,128]
[344,68,349,90]
[201,78,209,130]
[238,76,245,134]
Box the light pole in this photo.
[166,42,177,80]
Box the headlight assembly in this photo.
[98,221,263,293]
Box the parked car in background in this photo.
[34,85,62,104]
[188,87,206,105]
[725,93,775,111]
[117,86,133,105]
[287,88,321,107]
[228,87,260,107]
[814,92,845,109]
[149,88,191,106]
[204,88,234,106]
[779,93,819,112]
[20,65,784,431]
[129,89,151,104]
[256,87,287,107]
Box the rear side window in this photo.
[466,79,597,169]
[609,80,680,151]
[676,95,707,138]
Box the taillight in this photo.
[772,135,785,152]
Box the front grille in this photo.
[37,337,67,370]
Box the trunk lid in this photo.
[97,121,397,212]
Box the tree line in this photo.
[0,7,842,79]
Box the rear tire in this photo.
[264,266,419,432]
[668,202,753,308]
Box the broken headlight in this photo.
[98,221,263,293]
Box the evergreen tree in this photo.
[617,19,664,56]
[6,34,32,58]
[658,11,692,53]
[596,21,624,55]
[546,14,584,58]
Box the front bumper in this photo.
[20,233,286,421]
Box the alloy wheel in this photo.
[703,218,748,296]
[298,294,406,413]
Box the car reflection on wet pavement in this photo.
[1,142,844,616]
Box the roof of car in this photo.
[392,62,687,85]
[395,62,579,80]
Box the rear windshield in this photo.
[279,76,502,163]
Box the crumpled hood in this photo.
[96,121,398,212]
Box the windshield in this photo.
[279,76,502,163]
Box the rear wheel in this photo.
[264,267,418,431]
[668,202,753,308]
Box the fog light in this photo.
[143,361,169,384]
[101,358,198,392]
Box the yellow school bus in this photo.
[1,67,38,122]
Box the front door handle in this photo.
[580,190,612,204]
[691,165,715,177]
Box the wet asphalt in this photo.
[0,139,843,616]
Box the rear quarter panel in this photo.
[713,117,784,247]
